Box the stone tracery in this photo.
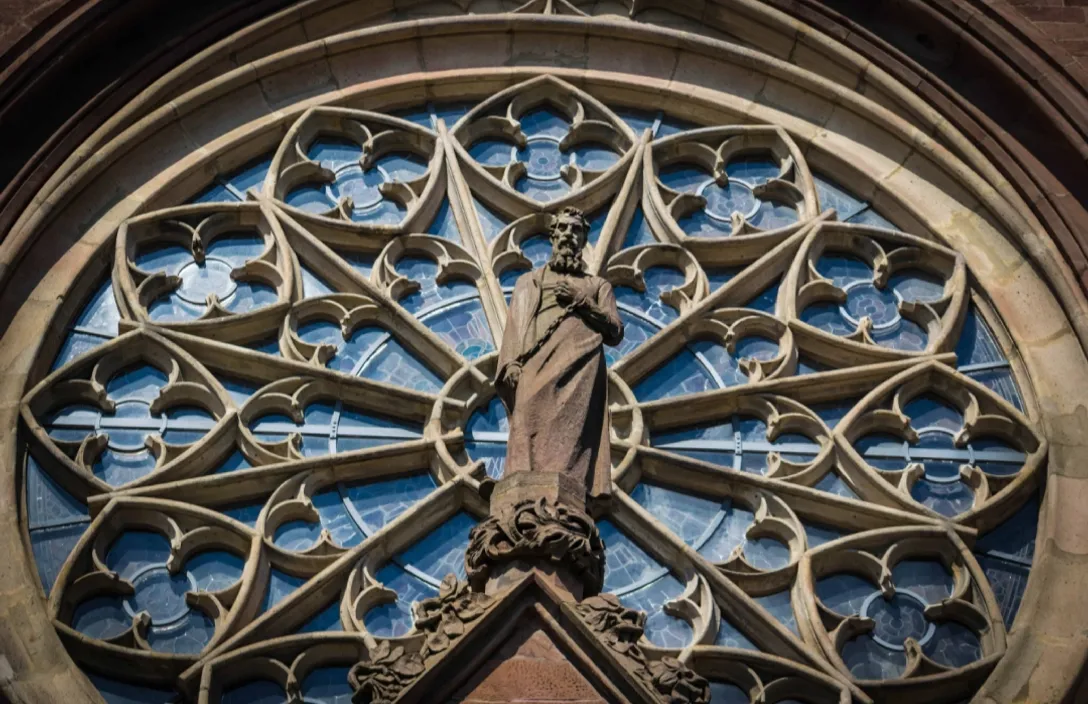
[21,74,1043,703]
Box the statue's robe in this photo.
[496,267,624,500]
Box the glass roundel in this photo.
[24,75,1041,703]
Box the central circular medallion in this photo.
[124,567,195,625]
[862,591,935,650]
[520,140,565,179]
[841,281,901,329]
[176,259,237,305]
[701,180,759,221]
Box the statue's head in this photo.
[548,206,589,274]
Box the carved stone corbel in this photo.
[465,493,606,596]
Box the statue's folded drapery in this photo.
[496,268,623,500]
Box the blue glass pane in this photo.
[186,551,244,593]
[72,595,130,640]
[341,474,436,537]
[744,280,779,313]
[420,298,494,360]
[633,349,716,402]
[708,681,750,703]
[976,492,1039,561]
[366,563,434,637]
[398,512,476,583]
[301,666,354,704]
[841,634,907,680]
[805,522,846,547]
[427,198,461,243]
[299,600,343,633]
[598,519,666,592]
[813,471,859,499]
[604,312,658,366]
[473,197,509,242]
[706,267,741,292]
[615,109,657,136]
[335,249,375,279]
[465,441,506,479]
[621,206,657,248]
[659,165,708,194]
[358,337,443,392]
[221,680,286,704]
[814,175,868,221]
[31,523,87,594]
[714,616,757,650]
[655,116,700,137]
[471,139,515,166]
[220,377,261,407]
[622,574,692,648]
[516,176,570,202]
[892,560,954,604]
[755,590,797,634]
[968,368,1024,411]
[262,570,307,613]
[816,574,874,616]
[956,307,1007,366]
[433,102,475,128]
[520,107,570,139]
[924,622,982,668]
[301,265,334,299]
[54,331,110,369]
[26,455,87,528]
[698,503,790,570]
[975,554,1029,628]
[630,482,721,546]
[846,207,897,229]
[76,278,121,336]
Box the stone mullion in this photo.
[588,131,651,276]
[438,122,509,340]
[155,320,439,424]
[620,442,968,538]
[605,489,863,698]
[91,437,437,507]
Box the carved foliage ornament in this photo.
[576,594,711,704]
[348,575,493,703]
[466,497,606,593]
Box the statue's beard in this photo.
[548,242,585,274]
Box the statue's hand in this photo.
[555,279,587,309]
[501,363,522,389]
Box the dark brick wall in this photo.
[1010,0,1088,63]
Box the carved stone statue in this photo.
[494,206,624,501]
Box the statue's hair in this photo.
[553,206,590,236]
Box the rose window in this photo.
[22,76,1044,704]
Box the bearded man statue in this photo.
[494,206,625,502]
